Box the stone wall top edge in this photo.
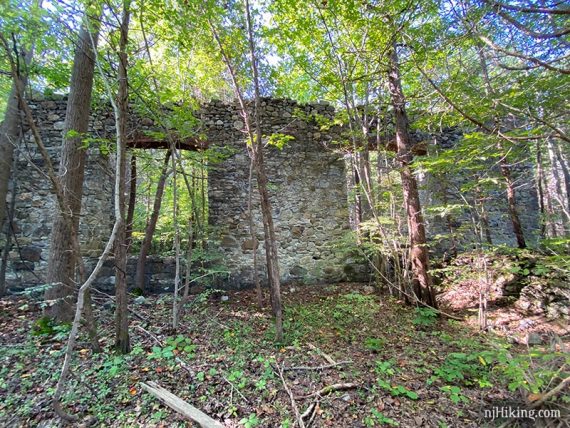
[29,94,335,111]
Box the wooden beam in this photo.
[141,381,224,428]
[127,136,208,151]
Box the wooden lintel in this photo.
[127,137,208,151]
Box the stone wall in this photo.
[419,130,540,253]
[4,97,115,290]
[3,96,363,292]
[3,95,554,293]
[202,98,360,288]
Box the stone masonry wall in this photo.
[3,96,548,293]
[419,130,540,253]
[3,96,361,292]
[202,98,359,288]
[4,97,115,290]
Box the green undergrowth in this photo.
[1,288,567,427]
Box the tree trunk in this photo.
[247,150,263,308]
[0,87,23,235]
[475,185,493,246]
[206,2,283,340]
[386,42,437,308]
[476,47,526,249]
[135,151,171,293]
[245,0,283,340]
[553,141,570,214]
[535,140,547,238]
[498,145,526,248]
[44,19,100,322]
[0,43,34,294]
[114,0,131,354]
[0,157,18,297]
[125,153,137,249]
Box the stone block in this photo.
[20,245,42,262]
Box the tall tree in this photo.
[114,0,131,354]
[0,51,33,297]
[0,0,40,295]
[199,0,284,340]
[244,0,283,339]
[44,8,100,322]
[386,41,437,307]
[135,151,171,294]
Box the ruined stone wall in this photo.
[3,96,361,291]
[202,98,360,288]
[3,95,551,293]
[4,97,115,290]
[419,130,540,253]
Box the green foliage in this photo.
[148,335,196,360]
[439,385,469,404]
[239,413,260,428]
[227,368,247,389]
[412,307,438,327]
[375,360,397,377]
[377,379,419,400]
[101,356,126,378]
[429,352,491,387]
[265,133,295,150]
[364,338,385,352]
[364,408,399,427]
[31,317,70,339]
[375,359,418,400]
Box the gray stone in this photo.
[133,296,146,305]
[527,333,543,345]
[20,245,42,262]
[53,121,65,130]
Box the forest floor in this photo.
[0,283,568,427]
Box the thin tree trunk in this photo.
[247,149,263,308]
[114,0,131,354]
[440,178,458,258]
[170,143,181,331]
[386,42,436,308]
[0,36,34,295]
[205,2,283,340]
[498,148,526,248]
[125,153,137,249]
[553,141,570,214]
[0,150,19,297]
[547,139,570,217]
[475,185,493,246]
[135,151,171,293]
[0,86,24,235]
[244,0,283,340]
[45,17,100,322]
[476,47,526,248]
[535,140,547,238]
